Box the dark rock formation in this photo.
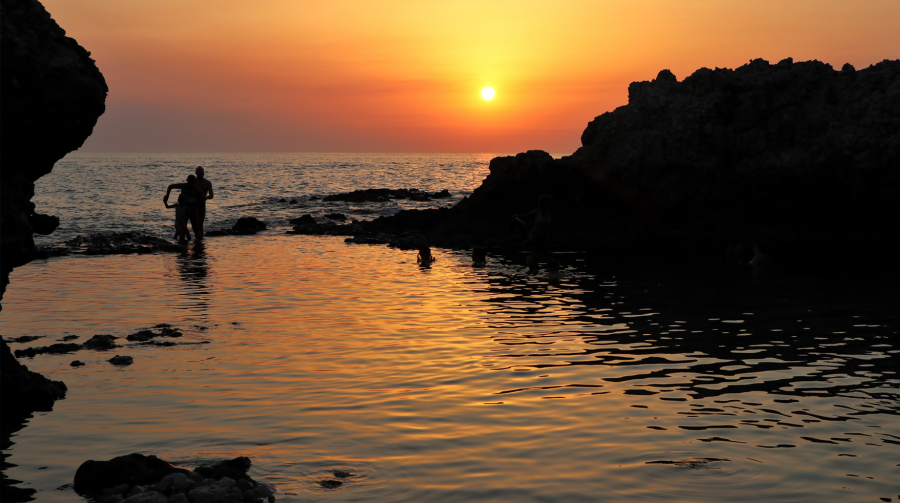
[82,334,118,350]
[324,212,347,221]
[41,232,183,258]
[1,0,108,296]
[74,454,188,495]
[109,355,134,365]
[348,59,900,260]
[73,454,274,503]
[289,214,317,226]
[1,1,106,500]
[1,340,68,502]
[207,217,267,236]
[323,188,451,202]
[0,340,67,416]
[126,328,182,342]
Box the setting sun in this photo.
[481,87,495,100]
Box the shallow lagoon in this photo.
[3,235,898,502]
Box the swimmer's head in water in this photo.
[526,254,538,270]
[548,257,560,271]
[538,195,554,210]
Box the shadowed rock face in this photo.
[1,0,108,291]
[1,1,106,500]
[380,58,900,258]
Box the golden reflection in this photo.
[174,241,211,316]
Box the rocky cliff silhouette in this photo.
[365,58,900,259]
[1,1,106,500]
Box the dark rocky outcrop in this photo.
[207,217,267,236]
[39,232,184,258]
[1,0,107,296]
[1,340,68,502]
[1,2,107,498]
[323,188,451,202]
[347,59,900,261]
[73,454,275,503]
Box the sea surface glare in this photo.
[3,153,899,503]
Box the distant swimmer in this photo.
[513,195,554,248]
[472,247,487,267]
[193,166,214,239]
[417,246,436,265]
[750,240,770,269]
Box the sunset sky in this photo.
[45,0,900,154]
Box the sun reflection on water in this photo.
[2,235,899,502]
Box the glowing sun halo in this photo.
[481,87,495,100]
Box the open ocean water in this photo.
[3,153,899,502]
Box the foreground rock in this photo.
[345,59,900,261]
[73,454,276,503]
[1,340,68,502]
[1,0,106,500]
[39,232,185,257]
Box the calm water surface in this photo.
[3,235,899,503]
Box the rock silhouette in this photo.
[1,2,106,499]
[347,58,900,260]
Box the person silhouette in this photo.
[514,195,554,248]
[193,166,214,239]
[164,174,202,241]
[417,246,435,265]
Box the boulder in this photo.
[73,454,188,495]
[83,334,118,350]
[232,217,266,232]
[109,355,133,365]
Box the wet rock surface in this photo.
[74,454,275,503]
[38,232,183,258]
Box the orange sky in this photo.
[44,0,900,153]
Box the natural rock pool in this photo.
[3,236,898,502]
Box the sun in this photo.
[481,87,495,100]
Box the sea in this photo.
[3,153,899,503]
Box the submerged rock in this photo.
[323,188,451,202]
[319,480,342,489]
[40,232,183,258]
[108,355,133,365]
[4,335,44,343]
[83,334,118,350]
[207,217,267,236]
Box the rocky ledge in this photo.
[342,58,900,261]
[73,454,276,503]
